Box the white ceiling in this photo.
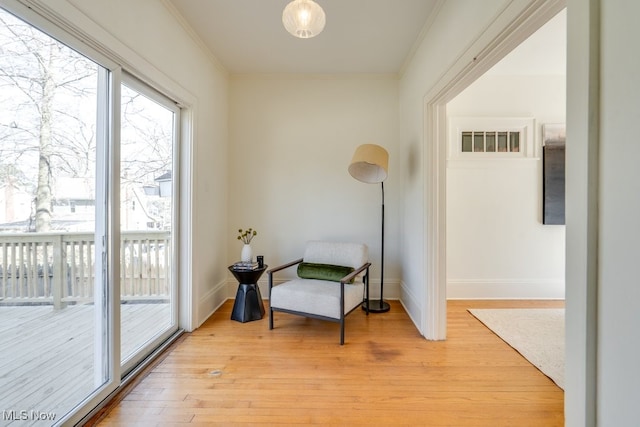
[167,0,439,74]
[167,1,566,76]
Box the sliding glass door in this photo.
[120,77,178,373]
[0,6,113,422]
[0,4,181,423]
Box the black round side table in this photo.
[228,265,267,322]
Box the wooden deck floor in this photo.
[93,299,564,426]
[0,302,170,424]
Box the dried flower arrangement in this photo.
[237,228,257,244]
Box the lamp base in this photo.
[362,299,390,313]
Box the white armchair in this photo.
[268,241,370,345]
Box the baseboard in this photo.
[399,281,422,335]
[206,278,562,331]
[197,278,231,327]
[447,279,565,299]
[365,278,401,300]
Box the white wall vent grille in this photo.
[449,117,536,160]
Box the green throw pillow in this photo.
[297,262,355,283]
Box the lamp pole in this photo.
[366,181,390,313]
[348,143,390,313]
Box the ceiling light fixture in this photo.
[282,0,326,39]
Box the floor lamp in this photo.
[348,144,390,313]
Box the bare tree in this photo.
[0,12,96,231]
[120,88,173,186]
[1,9,173,233]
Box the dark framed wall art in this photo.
[542,123,566,225]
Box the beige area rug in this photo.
[468,308,565,389]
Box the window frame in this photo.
[448,116,536,161]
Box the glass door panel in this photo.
[0,7,110,421]
[120,79,177,370]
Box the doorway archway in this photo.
[422,0,566,339]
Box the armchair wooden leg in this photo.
[340,319,345,345]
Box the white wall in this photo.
[565,0,640,424]
[446,74,566,299]
[590,0,640,424]
[29,0,230,328]
[398,0,512,329]
[228,75,401,298]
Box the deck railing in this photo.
[0,231,171,308]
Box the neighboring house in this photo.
[122,184,171,231]
[51,177,95,231]
[0,177,98,231]
[0,176,170,232]
[0,182,31,227]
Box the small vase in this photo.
[241,244,252,263]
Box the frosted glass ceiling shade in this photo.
[348,144,389,184]
[282,0,326,39]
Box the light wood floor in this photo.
[92,299,564,426]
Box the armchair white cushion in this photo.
[302,240,368,269]
[268,241,370,345]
